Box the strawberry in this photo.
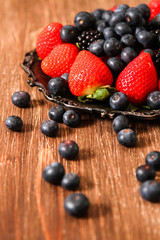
[110,5,118,11]
[116,52,158,106]
[36,22,63,60]
[148,0,160,20]
[68,51,113,96]
[41,43,79,78]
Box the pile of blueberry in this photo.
[5,90,90,217]
[136,151,160,202]
[60,4,160,75]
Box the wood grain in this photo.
[1,0,160,239]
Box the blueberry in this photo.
[114,4,129,13]
[136,4,150,20]
[40,120,58,137]
[143,49,155,60]
[48,77,68,96]
[120,47,137,64]
[95,20,108,32]
[88,39,105,57]
[103,27,117,40]
[61,73,69,82]
[136,165,155,182]
[140,180,160,202]
[74,12,95,30]
[63,110,80,128]
[43,162,65,184]
[109,92,129,110]
[114,22,132,37]
[58,140,79,160]
[120,34,137,48]
[109,12,125,27]
[136,30,155,48]
[61,173,80,190]
[135,27,145,37]
[117,129,137,147]
[113,115,129,133]
[103,38,122,57]
[5,115,23,132]
[60,25,79,43]
[147,91,160,109]
[101,10,113,23]
[145,151,160,170]
[12,91,30,108]
[125,7,141,26]
[150,13,160,29]
[48,105,66,123]
[92,9,105,20]
[107,57,125,74]
[64,193,89,216]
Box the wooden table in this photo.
[1,0,160,239]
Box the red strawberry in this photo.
[36,22,63,60]
[68,51,113,96]
[41,44,79,78]
[148,0,160,20]
[116,52,158,106]
[110,5,118,11]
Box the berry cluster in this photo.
[136,151,160,202]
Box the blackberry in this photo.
[77,29,103,50]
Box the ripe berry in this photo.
[95,20,108,32]
[136,30,155,48]
[103,27,117,40]
[117,129,137,147]
[64,193,89,216]
[107,57,126,74]
[48,77,68,96]
[114,22,132,37]
[125,7,141,26]
[103,38,122,57]
[92,9,105,20]
[120,47,137,64]
[88,39,105,57]
[140,180,160,202]
[43,162,65,184]
[113,115,129,133]
[40,120,58,137]
[61,73,69,82]
[136,165,156,182]
[58,140,79,160]
[145,151,160,170]
[120,34,137,48]
[146,91,160,109]
[60,25,79,43]
[109,92,129,110]
[61,173,80,190]
[63,110,80,128]
[48,105,66,123]
[5,116,23,132]
[114,4,129,13]
[74,12,95,30]
[136,4,151,20]
[12,91,30,108]
[109,12,125,27]
[101,10,113,23]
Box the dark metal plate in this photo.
[21,49,160,120]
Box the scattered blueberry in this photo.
[43,162,65,184]
[135,27,145,37]
[58,140,79,160]
[48,77,68,96]
[136,165,156,182]
[101,10,113,23]
[12,91,30,108]
[48,105,66,123]
[92,8,104,20]
[114,4,129,13]
[109,12,125,27]
[40,120,58,137]
[109,92,129,110]
[74,12,95,30]
[140,180,160,202]
[120,34,137,48]
[136,30,155,48]
[88,39,105,57]
[107,57,125,74]
[60,25,79,43]
[114,22,132,37]
[117,129,137,147]
[63,110,80,128]
[120,47,137,64]
[136,4,150,20]
[103,38,122,57]
[61,73,69,82]
[64,193,90,216]
[113,115,129,133]
[5,115,23,132]
[61,173,80,190]
[145,151,160,170]
[125,7,141,26]
[95,20,107,32]
[146,91,160,110]
[103,27,117,40]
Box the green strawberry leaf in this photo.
[78,95,91,103]
[86,85,117,101]
[141,105,151,110]
[126,103,139,112]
